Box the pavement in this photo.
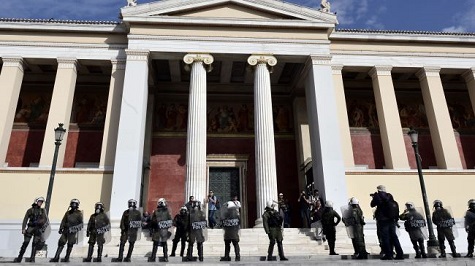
[1,255,475,265]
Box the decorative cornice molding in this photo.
[247,55,277,67]
[125,49,150,61]
[416,66,441,80]
[183,53,214,65]
[56,58,77,69]
[462,68,475,82]
[1,56,24,71]
[369,66,393,78]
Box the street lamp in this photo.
[407,128,439,255]
[44,123,66,216]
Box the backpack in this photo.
[381,198,399,220]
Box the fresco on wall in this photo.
[445,93,475,130]
[155,102,293,134]
[70,93,108,126]
[346,92,379,128]
[396,93,428,129]
[14,93,52,125]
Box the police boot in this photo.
[170,240,178,257]
[329,240,339,255]
[197,242,204,262]
[267,241,276,261]
[233,241,241,261]
[163,242,169,262]
[439,249,446,258]
[449,241,461,258]
[124,242,134,262]
[83,244,94,262]
[185,243,194,261]
[61,245,73,262]
[419,241,427,258]
[277,241,288,261]
[148,243,158,262]
[180,240,186,257]
[26,245,37,263]
[94,244,103,262]
[49,245,63,262]
[111,242,125,262]
[220,242,231,261]
[13,242,28,262]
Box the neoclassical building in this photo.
[1,0,475,255]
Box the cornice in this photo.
[0,41,127,51]
[331,50,475,59]
[331,30,475,44]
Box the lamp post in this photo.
[44,123,66,216]
[407,128,439,255]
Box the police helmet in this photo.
[70,198,80,208]
[405,202,415,210]
[468,199,475,207]
[34,197,45,205]
[180,206,187,213]
[157,198,166,207]
[95,202,104,210]
[128,199,137,208]
[349,197,359,205]
[325,201,333,208]
[266,200,275,209]
[433,200,443,208]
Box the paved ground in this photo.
[1,255,475,265]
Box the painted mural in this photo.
[396,93,429,129]
[70,92,108,126]
[446,92,475,130]
[346,92,379,128]
[14,93,52,125]
[154,102,293,134]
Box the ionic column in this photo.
[332,65,355,168]
[248,55,278,226]
[0,57,25,167]
[39,58,78,168]
[462,68,475,121]
[99,59,126,169]
[110,50,149,219]
[369,66,409,169]
[305,56,347,210]
[416,67,462,169]
[183,53,213,206]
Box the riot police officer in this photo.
[83,202,110,262]
[186,201,207,262]
[464,199,475,257]
[50,199,83,262]
[343,197,368,259]
[149,198,173,262]
[262,200,288,261]
[320,201,341,255]
[220,201,241,261]
[13,197,48,263]
[112,199,142,262]
[399,202,427,258]
[170,206,189,257]
[432,199,460,258]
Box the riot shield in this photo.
[414,207,429,240]
[128,208,142,241]
[190,208,208,242]
[66,210,84,244]
[95,211,112,245]
[433,206,458,238]
[340,205,355,239]
[41,217,51,241]
[152,207,173,242]
[221,205,241,240]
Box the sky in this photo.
[1,0,475,33]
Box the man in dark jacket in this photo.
[83,202,110,262]
[320,201,341,255]
[50,199,83,262]
[370,185,404,260]
[433,199,460,258]
[170,206,189,257]
[263,200,288,261]
[465,199,475,258]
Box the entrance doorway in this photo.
[207,154,248,228]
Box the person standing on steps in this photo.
[185,201,207,262]
[111,199,142,262]
[220,201,241,262]
[170,206,189,257]
[50,199,83,263]
[262,200,288,261]
[13,197,48,263]
[83,202,111,262]
[207,191,218,229]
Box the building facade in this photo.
[1,0,475,255]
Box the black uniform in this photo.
[13,204,48,262]
[343,204,368,259]
[186,205,207,262]
[399,209,427,258]
[170,209,189,257]
[262,206,288,261]
[432,206,459,257]
[321,206,341,255]
[220,208,241,261]
[149,206,173,262]
[112,207,142,262]
[84,208,110,262]
[464,206,475,257]
[50,204,83,262]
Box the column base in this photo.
[254,218,264,228]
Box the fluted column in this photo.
[370,66,409,169]
[248,55,278,226]
[99,59,126,169]
[183,53,213,206]
[332,65,355,168]
[462,68,475,120]
[39,58,78,168]
[0,57,25,167]
[416,67,462,169]
[110,50,149,220]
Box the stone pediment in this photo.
[121,0,337,25]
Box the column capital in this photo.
[247,55,277,67]
[309,55,332,65]
[416,66,441,80]
[461,68,475,82]
[125,49,150,61]
[111,59,127,71]
[331,65,344,74]
[1,56,24,69]
[369,66,393,78]
[57,58,77,69]
[183,53,214,65]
